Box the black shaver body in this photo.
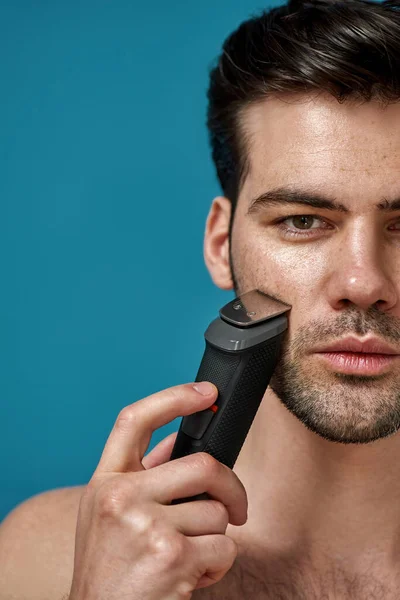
[170,289,291,504]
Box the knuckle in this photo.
[165,383,199,406]
[116,405,138,431]
[192,452,220,477]
[165,386,183,402]
[149,528,186,567]
[126,507,157,535]
[94,481,129,519]
[163,385,190,409]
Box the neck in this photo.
[228,389,400,575]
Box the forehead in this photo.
[240,94,400,205]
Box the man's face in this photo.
[227,94,400,444]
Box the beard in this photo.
[229,245,400,444]
[269,334,400,444]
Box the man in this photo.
[2,0,400,597]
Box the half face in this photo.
[204,93,400,444]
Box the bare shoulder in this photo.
[0,485,86,600]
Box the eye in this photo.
[276,215,332,238]
[285,216,320,230]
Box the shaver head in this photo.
[204,289,292,352]
[220,289,292,328]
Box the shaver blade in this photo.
[220,289,292,328]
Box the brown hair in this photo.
[206,0,400,231]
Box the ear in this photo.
[203,196,234,291]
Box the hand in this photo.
[68,382,248,600]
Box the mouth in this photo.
[311,337,400,376]
[314,351,400,376]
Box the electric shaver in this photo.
[170,289,291,504]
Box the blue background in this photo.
[1,0,283,521]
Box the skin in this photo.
[202,93,400,588]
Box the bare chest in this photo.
[191,555,399,600]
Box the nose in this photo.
[325,222,398,312]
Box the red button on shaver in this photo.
[210,404,218,413]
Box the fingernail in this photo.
[193,381,216,396]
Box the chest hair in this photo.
[192,552,399,600]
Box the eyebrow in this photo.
[246,186,400,215]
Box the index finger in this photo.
[93,382,218,475]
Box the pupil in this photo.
[294,216,312,229]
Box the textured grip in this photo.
[170,332,284,504]
[200,337,281,466]
[196,344,241,395]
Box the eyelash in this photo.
[275,215,332,238]
[275,215,400,239]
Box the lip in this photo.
[311,337,400,376]
[311,337,399,355]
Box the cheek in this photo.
[239,231,329,304]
